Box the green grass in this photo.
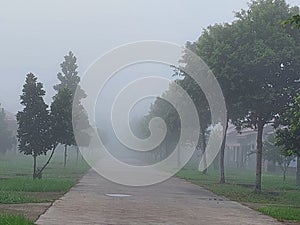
[0,191,41,204]
[0,147,90,224]
[0,178,75,192]
[258,206,300,222]
[0,214,34,225]
[177,167,300,221]
[0,151,90,179]
[0,149,90,204]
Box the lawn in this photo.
[0,191,41,204]
[0,148,90,223]
[177,167,300,222]
[0,214,34,225]
[0,151,89,204]
[0,178,75,192]
[258,206,300,222]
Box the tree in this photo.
[143,80,203,167]
[54,51,86,98]
[173,66,211,174]
[196,0,300,192]
[144,83,181,163]
[50,88,74,168]
[231,0,300,193]
[275,94,300,186]
[17,74,54,179]
[0,105,15,154]
[54,51,87,167]
[277,2,300,186]
[181,0,300,191]
[283,15,300,28]
[192,23,247,183]
[263,134,294,182]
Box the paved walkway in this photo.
[36,170,282,225]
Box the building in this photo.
[225,124,274,170]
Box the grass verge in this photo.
[0,191,42,204]
[177,167,300,222]
[0,214,34,225]
[0,178,75,192]
[258,206,300,222]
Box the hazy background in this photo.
[0,0,299,113]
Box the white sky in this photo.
[0,0,299,113]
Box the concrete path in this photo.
[36,170,282,225]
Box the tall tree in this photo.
[50,88,74,168]
[275,94,300,186]
[0,105,15,154]
[144,83,181,163]
[54,51,86,167]
[191,23,246,182]
[17,74,54,179]
[276,1,300,186]
[187,0,300,192]
[143,77,209,170]
[173,66,211,174]
[230,0,300,193]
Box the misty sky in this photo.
[0,0,299,113]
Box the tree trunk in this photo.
[76,146,79,165]
[166,138,168,157]
[33,155,37,179]
[241,147,245,168]
[220,121,229,184]
[201,127,207,174]
[255,119,264,193]
[35,144,58,179]
[64,145,68,168]
[236,149,240,168]
[213,153,220,170]
[160,143,163,161]
[283,169,286,182]
[177,144,181,168]
[297,156,300,186]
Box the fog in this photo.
[1,1,300,223]
[1,0,297,113]
[2,0,298,170]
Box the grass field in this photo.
[177,167,300,222]
[0,148,89,204]
[0,214,34,225]
[0,147,90,224]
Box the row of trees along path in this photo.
[17,51,88,179]
[145,0,300,193]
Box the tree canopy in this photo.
[54,51,86,100]
[17,73,53,178]
[53,51,88,167]
[283,14,300,28]
[50,88,74,148]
